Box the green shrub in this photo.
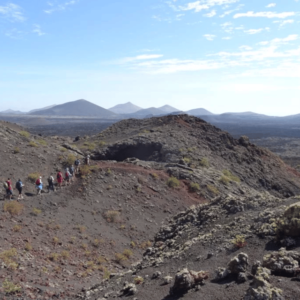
[183,157,190,164]
[99,141,106,147]
[28,172,40,183]
[3,201,24,216]
[2,278,21,294]
[32,208,42,216]
[14,147,20,154]
[123,249,133,259]
[20,131,30,138]
[199,157,209,168]
[115,253,127,263]
[219,175,230,185]
[167,176,180,188]
[222,170,240,183]
[37,139,47,146]
[104,210,121,223]
[150,173,158,180]
[28,141,38,147]
[207,185,219,195]
[189,182,200,192]
[231,235,247,248]
[65,154,76,166]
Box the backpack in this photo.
[36,179,41,185]
[69,167,74,175]
[16,181,21,189]
[57,173,62,180]
[3,182,8,189]
[75,159,79,166]
[48,177,53,184]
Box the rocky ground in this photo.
[1,115,300,299]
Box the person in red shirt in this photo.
[6,178,13,200]
[57,171,63,188]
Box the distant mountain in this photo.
[131,107,165,117]
[186,108,213,116]
[27,99,117,118]
[109,102,142,114]
[0,109,25,115]
[158,105,180,113]
[29,105,57,114]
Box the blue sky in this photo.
[0,0,299,115]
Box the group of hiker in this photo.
[3,155,90,200]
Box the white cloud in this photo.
[266,3,276,8]
[234,11,296,19]
[204,10,216,17]
[33,24,45,36]
[172,0,239,13]
[0,3,25,22]
[5,28,25,39]
[44,0,79,14]
[274,19,295,27]
[120,54,164,63]
[244,27,270,35]
[204,34,216,41]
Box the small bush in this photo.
[207,185,219,195]
[28,172,40,183]
[123,249,133,259]
[20,131,30,138]
[14,147,20,154]
[167,177,180,188]
[60,147,67,152]
[103,268,110,280]
[99,141,106,147]
[2,278,21,294]
[189,182,200,193]
[80,165,91,176]
[28,141,38,147]
[48,253,59,261]
[106,168,112,176]
[104,210,121,223]
[130,241,136,248]
[13,225,22,232]
[134,276,144,284]
[37,139,47,146]
[231,235,247,248]
[78,225,86,233]
[223,170,240,182]
[115,253,127,263]
[3,201,24,216]
[219,175,230,185]
[81,243,88,250]
[199,157,209,168]
[140,241,152,249]
[0,248,18,270]
[83,142,96,151]
[25,243,32,251]
[97,256,105,264]
[60,250,70,260]
[66,154,76,166]
[52,237,59,245]
[183,157,190,164]
[32,208,42,216]
[150,173,158,180]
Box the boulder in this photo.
[263,248,300,276]
[228,253,249,274]
[277,202,300,237]
[120,282,137,296]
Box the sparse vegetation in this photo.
[32,207,42,216]
[115,253,127,263]
[183,157,191,164]
[3,201,24,216]
[20,130,30,138]
[140,240,152,249]
[167,176,180,188]
[220,170,240,185]
[12,225,22,232]
[28,172,40,183]
[29,141,38,147]
[78,225,87,233]
[13,147,20,154]
[189,182,200,192]
[60,250,70,260]
[2,278,21,294]
[99,140,106,147]
[104,210,121,223]
[231,235,247,248]
[66,153,76,166]
[80,165,92,176]
[123,249,133,259]
[48,253,59,262]
[25,243,32,251]
[82,142,96,151]
[219,175,230,185]
[52,236,59,245]
[60,147,67,152]
[207,184,219,195]
[199,157,209,168]
[130,241,136,248]
[106,168,112,175]
[0,248,18,271]
[37,139,47,146]
[150,173,158,180]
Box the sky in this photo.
[0,0,299,115]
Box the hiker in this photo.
[69,165,75,182]
[74,158,80,174]
[48,174,55,192]
[16,179,24,200]
[86,155,90,165]
[36,176,43,195]
[57,170,63,188]
[65,168,72,185]
[4,178,13,200]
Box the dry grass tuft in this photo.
[3,201,24,216]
